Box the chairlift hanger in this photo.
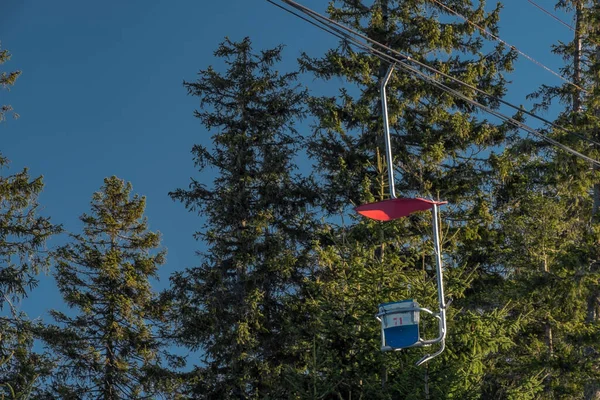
[355,64,448,367]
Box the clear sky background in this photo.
[0,0,576,323]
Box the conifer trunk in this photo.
[593,0,600,219]
[586,2,600,398]
[573,0,583,116]
[543,255,554,355]
[104,238,117,400]
[104,336,116,400]
[424,363,430,400]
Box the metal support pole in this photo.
[432,203,447,326]
[381,64,396,199]
[415,203,447,366]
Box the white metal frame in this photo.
[378,64,447,366]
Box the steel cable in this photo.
[428,0,587,93]
[266,0,600,166]
[278,0,600,148]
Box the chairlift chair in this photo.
[354,65,448,366]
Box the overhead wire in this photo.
[393,61,600,166]
[427,0,587,94]
[526,0,600,49]
[268,0,600,158]
[277,0,600,147]
[267,0,600,166]
[526,0,575,31]
[265,0,350,44]
[279,0,600,147]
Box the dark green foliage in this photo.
[0,155,61,398]
[166,2,600,399]
[290,0,521,398]
[1,44,60,397]
[482,1,600,397]
[0,42,21,122]
[0,156,60,303]
[40,177,182,399]
[0,317,55,400]
[483,175,599,397]
[301,0,516,213]
[168,38,317,398]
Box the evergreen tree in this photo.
[290,0,521,398]
[483,171,596,397]
[0,42,21,122]
[1,44,60,396]
[39,176,181,399]
[168,37,317,398]
[0,156,60,398]
[486,1,600,397]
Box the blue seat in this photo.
[378,299,420,349]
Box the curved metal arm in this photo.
[376,306,435,323]
[416,339,445,367]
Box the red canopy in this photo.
[355,198,447,221]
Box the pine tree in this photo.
[482,173,595,397]
[1,47,61,395]
[0,42,21,122]
[487,1,600,397]
[290,0,521,397]
[39,176,181,399]
[0,156,60,398]
[168,37,317,398]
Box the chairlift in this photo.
[355,65,448,366]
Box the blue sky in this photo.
[1,0,575,320]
